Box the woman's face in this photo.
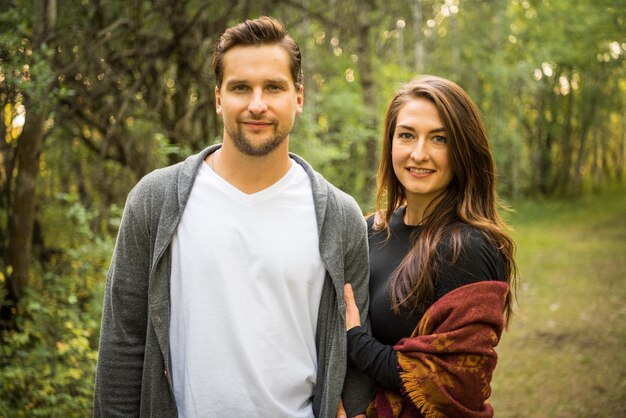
[391,97,454,205]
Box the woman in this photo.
[343,76,517,418]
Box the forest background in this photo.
[1,0,624,416]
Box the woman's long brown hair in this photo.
[374,76,518,326]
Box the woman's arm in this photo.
[344,229,504,392]
[344,284,403,392]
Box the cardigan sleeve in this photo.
[341,217,377,416]
[93,183,152,416]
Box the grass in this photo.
[490,190,626,417]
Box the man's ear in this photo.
[215,85,222,114]
[296,84,304,115]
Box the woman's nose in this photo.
[409,140,429,161]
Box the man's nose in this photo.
[248,89,268,114]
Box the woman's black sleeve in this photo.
[347,326,403,393]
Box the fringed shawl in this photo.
[366,281,509,418]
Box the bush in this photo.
[0,197,115,417]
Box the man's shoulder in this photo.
[319,178,364,225]
[290,153,363,217]
[127,147,213,206]
[128,162,183,202]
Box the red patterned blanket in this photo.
[366,281,509,418]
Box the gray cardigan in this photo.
[93,145,374,417]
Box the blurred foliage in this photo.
[0,0,624,415]
[0,194,114,416]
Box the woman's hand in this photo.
[340,285,366,417]
[336,398,366,418]
[336,398,347,418]
[343,283,361,330]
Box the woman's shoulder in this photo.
[439,223,503,273]
[366,207,413,238]
[445,223,493,249]
[367,207,411,227]
[435,223,506,298]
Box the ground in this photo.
[490,191,626,417]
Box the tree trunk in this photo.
[572,72,604,195]
[532,92,553,196]
[554,68,574,193]
[617,115,625,184]
[591,125,600,193]
[412,0,424,72]
[598,123,610,191]
[3,0,56,327]
[355,0,378,205]
[7,103,47,302]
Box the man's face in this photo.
[215,44,304,156]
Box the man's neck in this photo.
[206,142,292,194]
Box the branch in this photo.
[279,0,338,27]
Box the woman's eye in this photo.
[432,135,447,144]
[398,132,413,140]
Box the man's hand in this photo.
[343,284,361,330]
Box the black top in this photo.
[347,207,506,392]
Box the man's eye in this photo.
[267,84,283,91]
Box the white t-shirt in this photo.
[169,161,326,417]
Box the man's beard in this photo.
[228,121,290,157]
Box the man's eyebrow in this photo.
[224,79,247,87]
[265,78,290,84]
[224,78,290,86]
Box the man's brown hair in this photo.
[212,16,303,89]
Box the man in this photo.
[93,16,372,417]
